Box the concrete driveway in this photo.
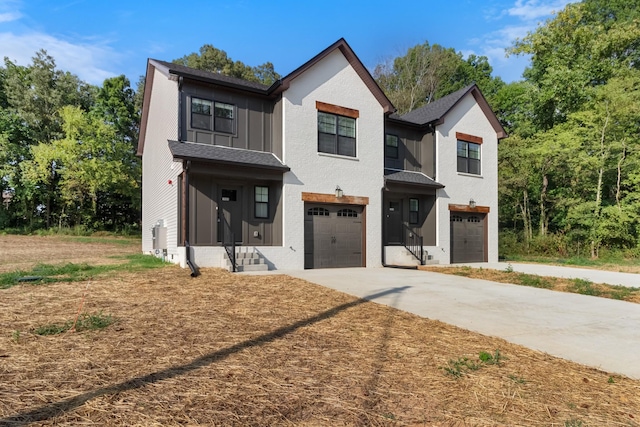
[275,267,640,379]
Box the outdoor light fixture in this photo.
[469,198,476,209]
[335,185,344,198]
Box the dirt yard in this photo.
[0,234,139,273]
[0,235,639,426]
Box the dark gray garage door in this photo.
[304,203,363,269]
[450,212,485,263]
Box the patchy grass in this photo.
[504,254,640,274]
[421,266,640,303]
[0,254,167,289]
[34,312,114,336]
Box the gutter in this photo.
[184,160,199,277]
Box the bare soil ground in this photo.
[0,235,139,273]
[1,235,639,426]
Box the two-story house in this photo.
[137,38,506,272]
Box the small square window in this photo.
[221,189,237,202]
[255,186,268,219]
[385,134,399,159]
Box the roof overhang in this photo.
[168,140,290,172]
[384,169,444,195]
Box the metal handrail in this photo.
[403,224,424,265]
[221,215,237,272]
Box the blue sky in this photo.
[0,0,572,86]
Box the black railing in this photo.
[403,224,425,265]
[221,215,237,272]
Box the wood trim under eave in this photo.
[456,132,483,144]
[302,192,369,206]
[136,61,156,156]
[448,203,490,213]
[316,101,359,119]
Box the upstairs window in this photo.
[214,102,234,133]
[385,134,399,159]
[191,97,234,133]
[457,140,481,175]
[191,98,212,130]
[318,111,356,157]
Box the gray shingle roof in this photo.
[384,168,444,189]
[151,59,272,93]
[398,84,476,125]
[168,140,289,171]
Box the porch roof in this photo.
[384,168,444,190]
[168,140,290,172]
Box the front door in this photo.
[385,200,403,245]
[218,186,242,244]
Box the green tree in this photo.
[173,44,280,85]
[22,106,140,228]
[509,0,640,130]
[374,42,504,114]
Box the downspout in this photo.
[178,76,183,141]
[184,160,199,277]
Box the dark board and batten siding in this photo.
[188,173,283,247]
[181,80,282,157]
[384,123,435,179]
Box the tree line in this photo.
[2,0,638,258]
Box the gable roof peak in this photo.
[276,38,395,114]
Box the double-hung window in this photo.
[255,186,269,219]
[318,111,356,157]
[409,198,419,224]
[191,97,234,133]
[385,134,399,159]
[457,140,481,175]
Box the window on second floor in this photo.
[385,134,399,159]
[191,97,234,134]
[457,140,481,175]
[318,111,356,157]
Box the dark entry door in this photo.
[304,204,363,269]
[385,200,403,244]
[218,186,242,244]
[450,212,485,263]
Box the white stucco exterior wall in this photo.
[262,49,385,270]
[430,93,499,264]
[140,67,182,263]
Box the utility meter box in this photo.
[152,220,167,251]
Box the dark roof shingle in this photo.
[150,59,272,93]
[168,140,289,171]
[398,84,476,125]
[384,168,444,188]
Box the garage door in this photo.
[450,212,485,263]
[304,203,363,269]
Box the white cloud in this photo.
[465,0,574,81]
[0,11,20,22]
[0,32,120,85]
[508,0,571,21]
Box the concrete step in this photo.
[224,247,269,272]
[236,263,269,272]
